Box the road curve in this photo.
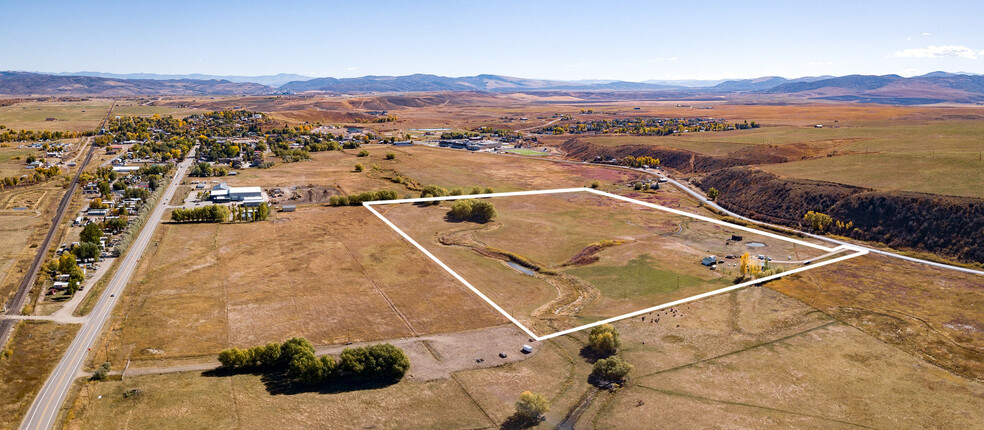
[20,151,194,430]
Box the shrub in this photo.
[92,362,111,380]
[515,391,549,420]
[590,180,601,189]
[354,163,364,172]
[357,150,369,157]
[385,152,396,160]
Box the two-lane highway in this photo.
[20,149,195,430]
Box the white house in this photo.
[210,183,264,206]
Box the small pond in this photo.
[506,261,536,276]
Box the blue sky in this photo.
[2,0,983,81]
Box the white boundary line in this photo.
[364,188,867,341]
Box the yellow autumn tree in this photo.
[739,252,759,279]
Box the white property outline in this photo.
[364,188,868,341]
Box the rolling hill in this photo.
[0,72,274,96]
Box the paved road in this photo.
[20,150,194,430]
[489,149,984,277]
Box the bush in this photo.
[357,149,369,157]
[385,152,396,160]
[92,362,111,380]
[515,391,549,420]
[591,355,633,384]
[587,324,620,356]
[590,180,601,189]
[354,163,364,172]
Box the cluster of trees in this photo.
[273,148,311,162]
[586,324,634,387]
[439,131,479,139]
[218,338,410,386]
[474,127,522,140]
[230,203,270,222]
[328,190,399,206]
[514,391,550,423]
[0,128,88,143]
[447,199,497,223]
[0,166,62,190]
[55,253,85,295]
[354,114,398,123]
[539,117,759,136]
[621,155,660,168]
[803,210,853,234]
[170,205,229,223]
[420,185,494,200]
[190,162,228,177]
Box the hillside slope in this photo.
[0,72,273,96]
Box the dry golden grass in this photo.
[92,205,505,370]
[0,321,79,430]
[0,99,114,132]
[0,182,65,305]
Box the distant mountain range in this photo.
[51,72,310,87]
[2,71,984,104]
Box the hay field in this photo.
[0,99,113,132]
[379,191,833,335]
[92,205,505,370]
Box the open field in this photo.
[0,99,113,132]
[0,181,66,307]
[228,145,648,194]
[769,252,984,381]
[62,284,984,429]
[378,190,835,336]
[0,321,79,430]
[90,205,505,370]
[543,116,984,198]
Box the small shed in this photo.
[281,205,296,212]
[522,345,533,353]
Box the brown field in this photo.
[0,182,66,307]
[0,99,113,132]
[45,96,984,428]
[64,285,984,429]
[0,321,79,430]
[380,190,834,335]
[90,205,506,369]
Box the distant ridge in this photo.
[53,71,312,87]
[0,71,273,96]
[2,71,984,104]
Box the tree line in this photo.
[170,205,229,223]
[328,190,399,206]
[448,199,497,223]
[218,338,411,386]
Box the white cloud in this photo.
[808,61,833,65]
[566,63,585,68]
[893,45,981,59]
[921,32,931,36]
[346,66,358,71]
